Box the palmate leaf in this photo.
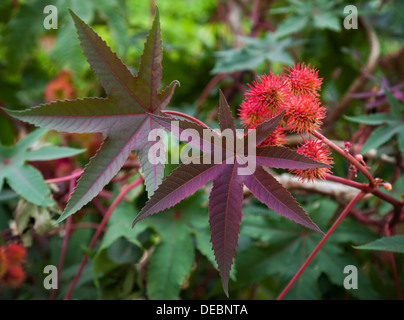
[133,91,330,296]
[0,128,83,207]
[5,10,178,223]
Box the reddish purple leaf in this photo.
[134,91,329,295]
[149,113,224,156]
[208,164,243,297]
[5,9,178,222]
[218,90,236,133]
[243,166,322,233]
[133,159,224,225]
[255,146,331,169]
[252,111,285,147]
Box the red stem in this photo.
[276,191,366,300]
[326,174,403,211]
[162,110,211,129]
[45,170,83,184]
[312,130,375,188]
[63,177,144,300]
[49,175,77,300]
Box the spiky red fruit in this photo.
[239,99,266,128]
[239,73,292,127]
[5,244,26,265]
[284,63,322,97]
[0,248,8,277]
[290,139,333,182]
[285,94,326,133]
[0,265,25,288]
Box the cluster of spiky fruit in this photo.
[239,63,333,182]
[0,243,26,288]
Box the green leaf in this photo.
[4,163,54,207]
[312,12,341,31]
[96,0,130,57]
[99,202,147,249]
[276,15,310,37]
[51,20,88,75]
[14,128,48,154]
[212,33,300,74]
[16,146,85,161]
[92,200,147,291]
[361,122,404,154]
[356,236,404,254]
[344,113,397,125]
[0,175,4,193]
[398,131,404,155]
[146,218,194,300]
[4,0,49,70]
[0,114,17,146]
[106,237,143,264]
[385,90,404,117]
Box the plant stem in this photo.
[326,174,369,191]
[163,110,211,129]
[45,170,83,184]
[49,175,77,300]
[313,130,375,187]
[63,177,144,300]
[49,216,71,300]
[276,190,366,300]
[326,174,403,212]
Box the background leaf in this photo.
[356,236,404,254]
[16,146,85,161]
[4,163,54,207]
[146,218,194,300]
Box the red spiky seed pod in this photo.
[290,138,333,182]
[240,73,292,126]
[0,265,25,288]
[284,63,322,97]
[0,247,8,277]
[239,99,266,128]
[285,94,326,133]
[5,243,26,265]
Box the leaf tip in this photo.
[221,279,230,298]
[68,8,78,19]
